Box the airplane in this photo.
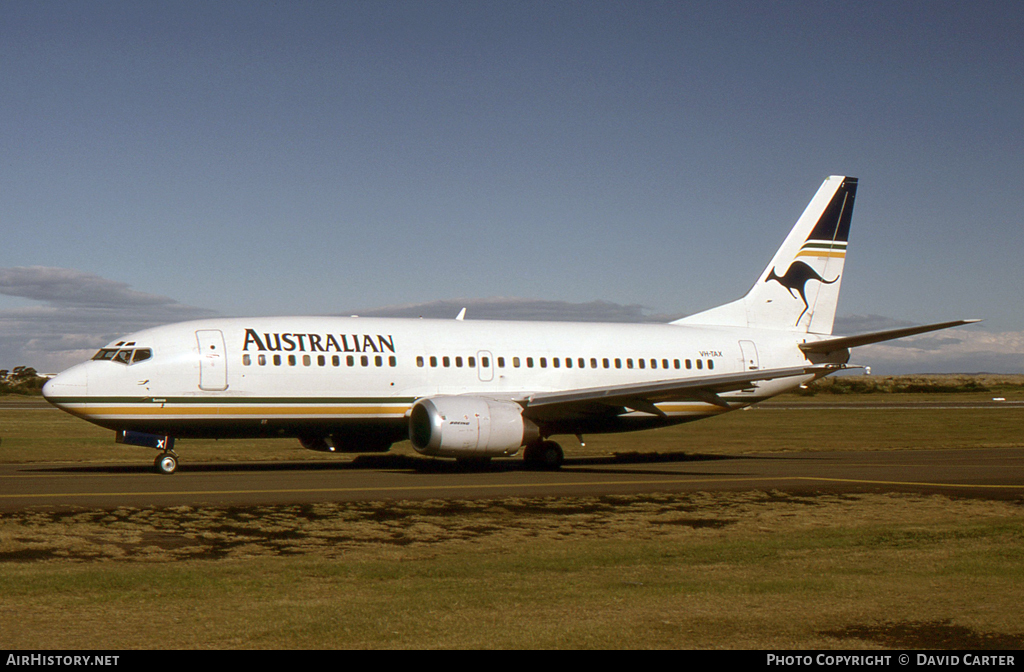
[42,176,977,474]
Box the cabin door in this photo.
[197,329,228,391]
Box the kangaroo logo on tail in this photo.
[765,261,838,325]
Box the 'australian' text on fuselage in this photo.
[242,329,396,354]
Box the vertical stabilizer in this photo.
[673,176,857,334]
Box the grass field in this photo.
[1,375,1023,465]
[1,376,1023,649]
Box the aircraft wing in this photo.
[798,319,981,354]
[518,364,842,421]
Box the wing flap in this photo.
[519,364,841,420]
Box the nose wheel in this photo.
[154,451,179,475]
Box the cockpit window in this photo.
[92,347,153,365]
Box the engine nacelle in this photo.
[409,396,539,458]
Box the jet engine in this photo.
[409,396,539,458]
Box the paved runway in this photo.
[3,447,1023,511]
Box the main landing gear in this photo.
[523,440,564,470]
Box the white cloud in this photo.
[853,328,1024,374]
[0,267,215,372]
[347,297,682,323]
[0,267,191,308]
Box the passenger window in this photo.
[303,355,311,366]
[430,356,437,367]
[455,356,463,368]
[540,358,547,368]
[603,358,609,369]
[527,358,534,368]
[417,356,424,367]
[627,359,633,369]
[274,355,282,366]
[707,359,714,370]
[389,356,397,367]
[347,355,355,366]
[552,358,559,368]
[638,359,645,369]
[513,357,520,368]
[258,354,266,366]
[696,359,703,370]
[361,355,369,367]
[288,355,297,366]
[685,359,692,369]
[615,358,621,369]
[673,359,680,369]
[481,357,489,367]
[443,356,450,367]
[375,356,383,367]
[243,354,251,366]
[496,357,503,368]
[332,355,340,366]
[317,355,325,366]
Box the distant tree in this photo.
[11,366,38,381]
[0,366,46,395]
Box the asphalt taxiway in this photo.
[2,447,1023,511]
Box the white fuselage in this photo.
[41,315,825,445]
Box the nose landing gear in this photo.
[116,430,179,474]
[154,450,179,475]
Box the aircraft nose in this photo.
[42,365,89,405]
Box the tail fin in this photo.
[673,175,857,334]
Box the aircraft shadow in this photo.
[27,450,793,476]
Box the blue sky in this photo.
[2,1,1022,374]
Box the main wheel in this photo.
[524,440,563,470]
[154,452,178,475]
[538,441,564,470]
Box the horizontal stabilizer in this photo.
[798,319,981,354]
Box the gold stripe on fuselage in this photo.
[64,400,735,421]
[64,404,410,419]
